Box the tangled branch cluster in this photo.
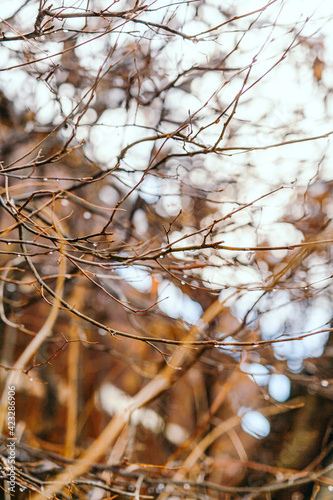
[0,1,333,498]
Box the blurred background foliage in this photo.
[0,0,333,498]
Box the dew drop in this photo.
[321,380,329,387]
[7,242,11,246]
[43,178,48,181]
[181,281,185,285]
[93,243,98,247]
